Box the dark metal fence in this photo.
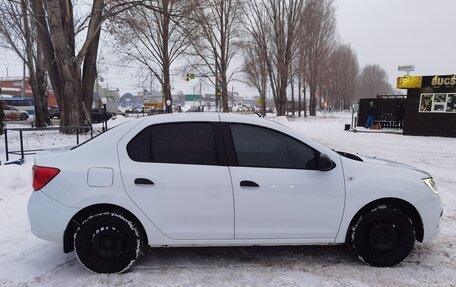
[357,95,407,129]
[3,126,93,161]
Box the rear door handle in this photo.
[240,180,259,187]
[134,178,155,185]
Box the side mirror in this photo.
[319,153,335,171]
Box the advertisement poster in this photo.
[420,93,456,113]
[447,94,456,112]
[419,94,433,112]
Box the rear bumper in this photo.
[27,191,78,243]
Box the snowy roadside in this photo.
[0,114,455,287]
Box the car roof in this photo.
[139,112,283,127]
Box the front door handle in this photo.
[134,178,155,185]
[240,180,259,187]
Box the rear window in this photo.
[127,122,218,165]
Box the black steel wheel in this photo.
[350,206,415,267]
[74,211,142,273]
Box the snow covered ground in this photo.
[0,113,455,287]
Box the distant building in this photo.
[0,77,57,106]
[119,93,140,107]
[397,74,456,137]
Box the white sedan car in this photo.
[27,113,442,273]
[4,105,29,121]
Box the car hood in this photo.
[357,154,431,177]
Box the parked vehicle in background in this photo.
[48,106,60,119]
[4,105,29,121]
[27,113,442,273]
[91,108,113,123]
[47,106,112,123]
[0,95,34,115]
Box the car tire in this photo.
[74,211,142,273]
[349,205,415,267]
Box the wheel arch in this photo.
[345,197,424,243]
[63,203,149,253]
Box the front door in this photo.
[227,123,345,240]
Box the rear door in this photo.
[118,119,234,240]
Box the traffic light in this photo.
[216,89,221,97]
[184,73,195,81]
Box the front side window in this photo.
[230,124,317,169]
[127,122,217,165]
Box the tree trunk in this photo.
[309,80,317,116]
[298,75,302,117]
[81,28,101,123]
[261,85,266,117]
[278,80,287,116]
[161,3,173,114]
[290,74,295,117]
[28,68,50,127]
[163,62,173,113]
[303,84,307,117]
[33,0,105,132]
[220,61,229,112]
[21,0,50,127]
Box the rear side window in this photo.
[127,122,218,165]
[230,124,318,169]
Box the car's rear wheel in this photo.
[74,211,142,273]
[349,206,415,267]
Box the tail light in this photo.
[32,165,60,191]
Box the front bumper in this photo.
[27,191,78,243]
[416,192,443,242]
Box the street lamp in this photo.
[101,97,107,132]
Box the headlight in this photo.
[422,177,438,194]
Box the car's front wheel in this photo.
[74,211,142,273]
[349,206,415,267]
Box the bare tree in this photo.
[295,37,308,117]
[357,64,393,99]
[326,43,359,110]
[0,0,50,127]
[30,0,144,131]
[186,0,244,112]
[112,0,192,113]
[244,0,305,116]
[301,0,337,116]
[240,41,268,116]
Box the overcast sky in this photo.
[336,0,456,83]
[1,0,456,97]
